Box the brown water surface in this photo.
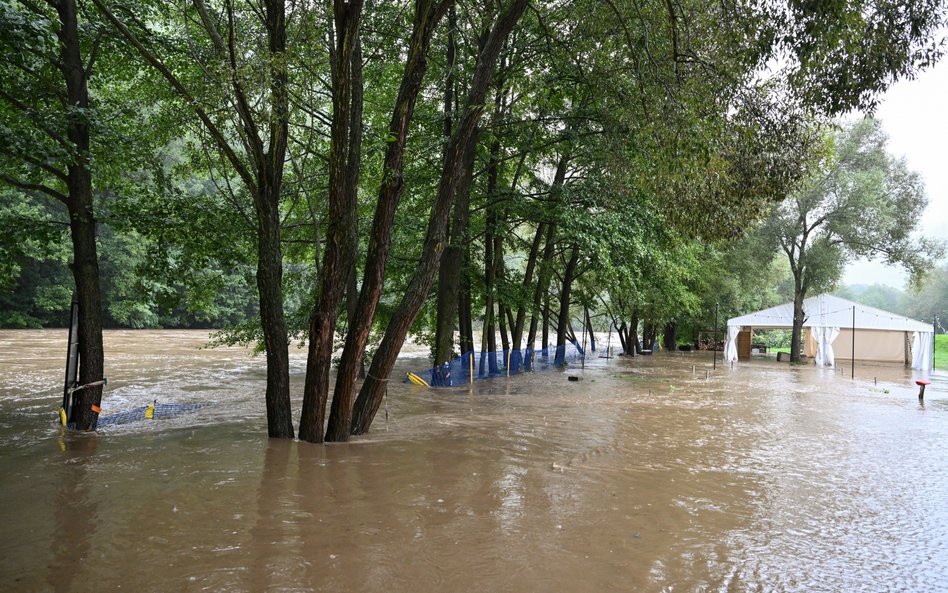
[1,329,946,592]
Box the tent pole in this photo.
[851,306,856,380]
[934,314,937,371]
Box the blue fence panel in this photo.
[405,341,588,388]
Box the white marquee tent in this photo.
[723,294,934,370]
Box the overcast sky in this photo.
[842,57,948,289]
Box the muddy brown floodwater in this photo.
[0,329,946,593]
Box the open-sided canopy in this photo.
[724,294,933,370]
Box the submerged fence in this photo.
[405,342,595,387]
[96,401,207,428]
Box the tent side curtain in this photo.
[812,326,840,367]
[724,325,740,362]
[911,332,933,371]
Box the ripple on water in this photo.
[1,332,947,592]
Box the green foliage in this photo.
[936,334,947,371]
[760,118,943,293]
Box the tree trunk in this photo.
[432,10,464,367]
[321,0,451,438]
[527,224,556,362]
[482,202,499,374]
[55,0,104,431]
[663,321,677,351]
[300,2,363,443]
[585,307,596,352]
[541,293,550,358]
[458,246,475,355]
[630,310,640,355]
[350,0,529,436]
[495,233,510,355]
[554,245,580,366]
[617,321,628,354]
[790,271,806,363]
[512,223,545,351]
[323,1,449,442]
[256,186,294,438]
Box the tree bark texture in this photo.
[433,127,477,366]
[328,0,452,441]
[299,0,364,443]
[554,245,580,366]
[350,0,530,436]
[55,0,104,431]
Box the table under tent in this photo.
[723,294,934,371]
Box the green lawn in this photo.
[936,334,947,371]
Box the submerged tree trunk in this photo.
[790,269,807,363]
[662,321,677,351]
[299,2,363,443]
[432,11,466,368]
[585,307,596,352]
[93,0,295,437]
[630,310,640,355]
[325,0,449,443]
[617,321,629,354]
[525,223,556,361]
[541,293,551,357]
[350,0,529,436]
[554,245,580,366]
[256,186,294,437]
[54,0,104,431]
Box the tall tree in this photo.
[0,0,113,429]
[94,0,295,437]
[759,118,943,362]
[349,0,530,437]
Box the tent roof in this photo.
[726,294,933,333]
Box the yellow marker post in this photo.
[59,408,67,427]
[469,353,474,385]
[507,350,512,378]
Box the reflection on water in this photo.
[1,329,947,592]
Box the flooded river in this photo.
[1,329,946,592]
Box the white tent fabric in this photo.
[724,294,933,370]
[724,325,740,362]
[912,331,933,371]
[812,325,840,367]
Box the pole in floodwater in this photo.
[713,303,719,370]
[916,380,930,401]
[851,306,856,380]
[934,314,937,371]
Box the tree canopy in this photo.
[2,0,946,436]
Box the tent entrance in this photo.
[735,328,792,360]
